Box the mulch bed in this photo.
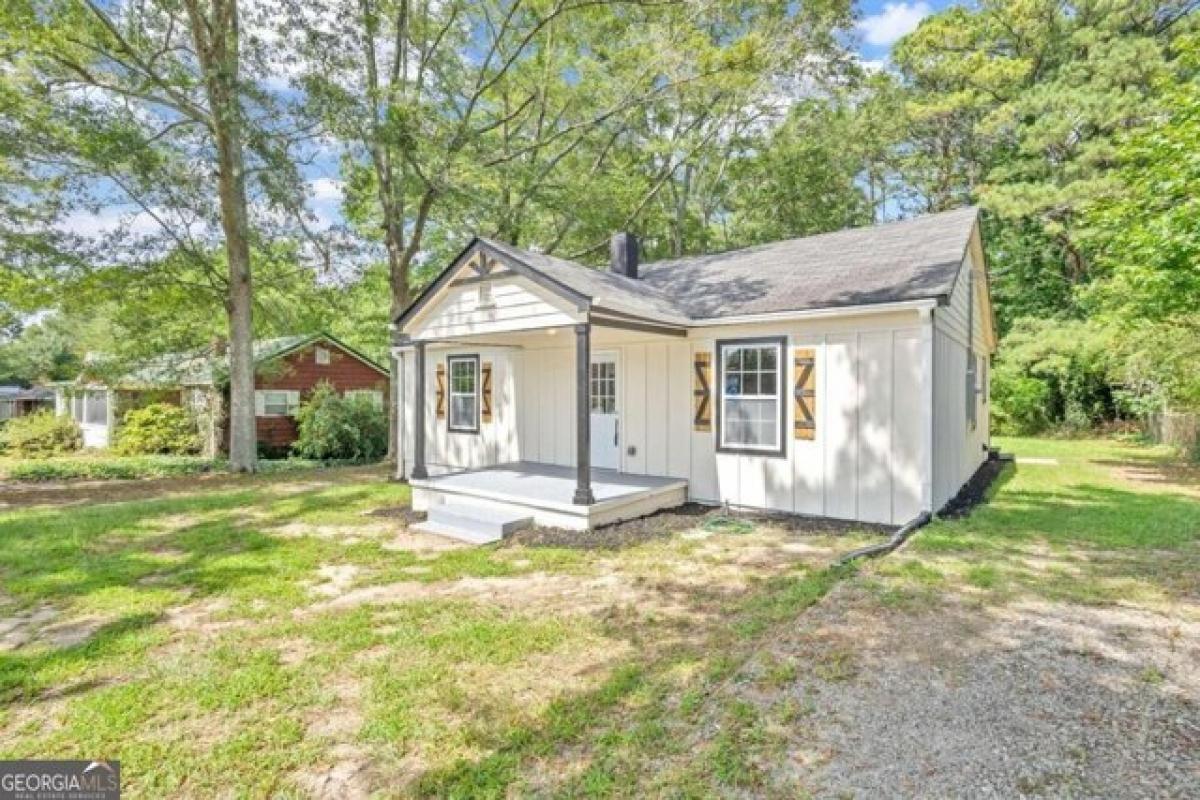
[503,502,892,551]
[938,453,1012,519]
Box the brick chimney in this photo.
[609,232,639,279]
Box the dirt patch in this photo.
[364,506,426,526]
[311,565,362,598]
[164,597,237,636]
[292,743,373,800]
[381,531,466,553]
[0,605,60,651]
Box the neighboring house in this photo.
[392,207,996,538]
[56,334,389,453]
[0,385,55,422]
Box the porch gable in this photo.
[401,241,587,341]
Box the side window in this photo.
[256,390,300,417]
[315,347,330,365]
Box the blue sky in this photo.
[855,0,960,63]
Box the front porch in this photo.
[411,462,688,534]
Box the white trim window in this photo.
[345,389,384,410]
[717,338,786,456]
[315,346,331,365]
[447,355,479,433]
[256,389,300,417]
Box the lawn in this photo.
[0,438,1196,797]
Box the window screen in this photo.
[719,340,784,454]
[257,390,300,417]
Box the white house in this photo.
[392,207,996,540]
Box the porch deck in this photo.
[410,462,689,532]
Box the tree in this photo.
[891,0,1191,284]
[1084,33,1200,410]
[726,98,870,245]
[2,0,313,470]
[293,0,852,452]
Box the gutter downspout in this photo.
[835,511,933,566]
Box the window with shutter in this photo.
[716,337,787,457]
[447,355,479,433]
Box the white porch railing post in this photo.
[573,323,595,505]
[411,341,428,480]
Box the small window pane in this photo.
[725,349,741,371]
[761,347,776,370]
[744,348,758,370]
[760,372,776,395]
[743,374,759,395]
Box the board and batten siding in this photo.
[397,305,943,526]
[398,345,521,472]
[931,250,992,510]
[683,316,929,526]
[408,275,580,341]
[491,313,929,525]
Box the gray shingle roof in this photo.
[479,238,692,325]
[480,207,978,323]
[636,206,979,319]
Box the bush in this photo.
[991,318,1118,435]
[114,403,200,456]
[7,455,217,482]
[0,411,82,457]
[292,382,387,462]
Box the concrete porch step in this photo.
[414,503,533,544]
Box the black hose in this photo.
[834,510,933,566]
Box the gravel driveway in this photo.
[764,585,1200,798]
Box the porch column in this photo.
[573,323,595,505]
[411,341,429,480]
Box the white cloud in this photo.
[857,2,932,47]
[308,177,344,202]
[59,207,162,237]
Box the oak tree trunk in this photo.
[187,0,257,472]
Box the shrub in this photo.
[114,403,201,456]
[7,455,217,482]
[991,318,1117,435]
[292,382,387,462]
[0,411,82,457]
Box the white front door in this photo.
[590,353,620,470]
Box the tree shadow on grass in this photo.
[0,483,391,705]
